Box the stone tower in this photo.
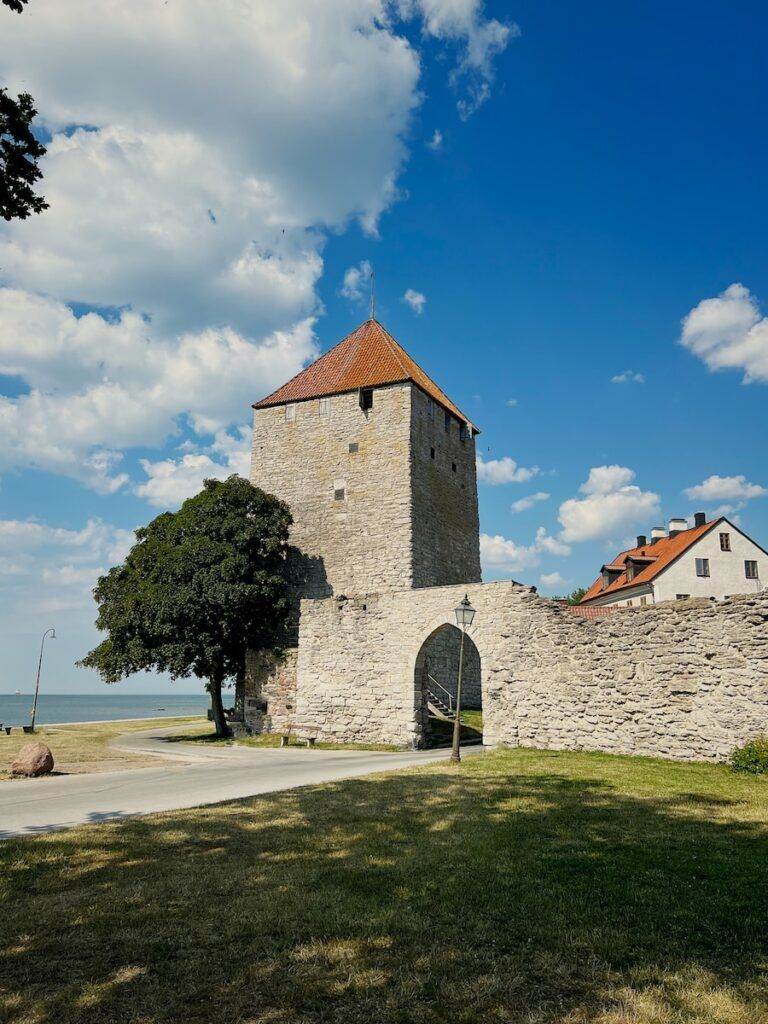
[250,318,481,597]
[240,318,481,732]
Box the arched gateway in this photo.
[413,623,482,747]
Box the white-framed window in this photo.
[285,403,296,422]
[745,560,759,579]
[319,397,330,417]
[719,532,731,551]
[640,596,647,606]
[695,557,710,577]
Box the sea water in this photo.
[0,692,209,728]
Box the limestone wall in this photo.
[409,386,481,588]
[295,582,768,759]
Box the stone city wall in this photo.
[295,582,768,760]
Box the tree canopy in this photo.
[2,0,48,222]
[80,476,293,736]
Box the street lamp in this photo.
[30,628,56,732]
[451,594,476,764]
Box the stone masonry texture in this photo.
[294,582,768,759]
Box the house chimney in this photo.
[636,534,647,548]
[668,517,688,538]
[650,526,666,544]
[694,511,706,528]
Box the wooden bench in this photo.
[279,722,320,748]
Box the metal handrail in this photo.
[426,673,454,713]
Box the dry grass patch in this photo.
[0,716,205,778]
[1,747,768,1022]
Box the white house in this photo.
[580,513,767,608]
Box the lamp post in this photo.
[450,594,476,764]
[30,628,56,732]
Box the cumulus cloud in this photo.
[558,465,660,544]
[399,0,518,118]
[539,571,568,589]
[137,428,252,509]
[611,370,645,384]
[476,454,539,485]
[402,288,427,314]
[0,290,315,490]
[427,129,443,150]
[341,261,374,304]
[480,527,570,576]
[680,283,768,384]
[683,474,767,503]
[0,517,134,616]
[511,491,550,514]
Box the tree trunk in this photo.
[208,676,232,738]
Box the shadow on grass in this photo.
[1,751,767,1023]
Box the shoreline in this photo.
[8,714,207,729]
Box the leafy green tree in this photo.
[2,0,48,221]
[552,587,587,605]
[80,476,293,737]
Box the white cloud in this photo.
[506,398,518,407]
[511,491,550,513]
[402,288,427,314]
[680,283,768,384]
[399,0,518,118]
[136,428,252,509]
[480,526,570,576]
[683,474,767,503]
[427,129,443,150]
[341,260,373,304]
[558,465,660,544]
[534,526,571,556]
[539,571,568,589]
[0,517,134,618]
[476,454,539,485]
[611,370,646,384]
[0,290,315,491]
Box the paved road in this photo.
[0,725,481,839]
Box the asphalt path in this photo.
[0,724,481,839]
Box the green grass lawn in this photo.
[2,747,768,1023]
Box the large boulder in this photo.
[10,742,54,778]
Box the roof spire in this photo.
[369,264,375,321]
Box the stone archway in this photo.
[413,623,482,748]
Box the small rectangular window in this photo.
[451,462,457,473]
[444,410,451,433]
[626,600,633,607]
[459,423,469,441]
[285,403,296,422]
[676,594,690,600]
[348,442,358,454]
[719,532,731,551]
[745,560,759,579]
[319,397,330,417]
[360,388,373,411]
[430,447,435,459]
[428,401,435,420]
[695,558,710,577]
[334,487,345,501]
[640,596,647,606]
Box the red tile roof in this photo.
[580,518,722,604]
[253,318,478,430]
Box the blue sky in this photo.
[1,1,766,693]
